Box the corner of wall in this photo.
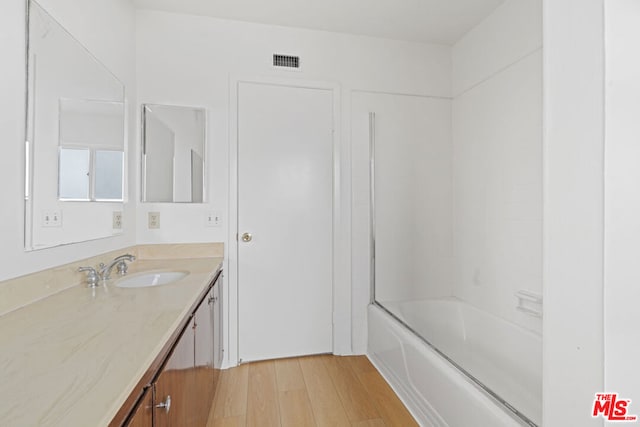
[542,0,605,425]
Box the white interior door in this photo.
[238,82,334,362]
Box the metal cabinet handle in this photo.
[241,232,252,242]
[156,395,171,414]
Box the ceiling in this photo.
[133,0,505,45]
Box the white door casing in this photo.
[237,81,334,361]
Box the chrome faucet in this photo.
[78,254,136,287]
[98,254,136,280]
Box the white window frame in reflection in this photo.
[58,146,124,202]
[58,147,91,201]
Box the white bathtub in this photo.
[367,298,541,426]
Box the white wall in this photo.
[451,0,543,334]
[135,9,450,244]
[135,10,451,358]
[604,0,640,415]
[0,0,136,281]
[543,0,605,425]
[452,0,543,98]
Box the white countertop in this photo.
[0,257,223,427]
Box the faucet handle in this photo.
[78,266,100,288]
[116,260,129,276]
[115,254,135,276]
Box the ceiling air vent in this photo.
[273,54,300,69]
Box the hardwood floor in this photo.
[207,355,418,427]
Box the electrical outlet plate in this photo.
[148,212,160,229]
[43,210,62,227]
[205,211,222,227]
[112,211,123,229]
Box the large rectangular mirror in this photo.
[141,104,206,203]
[25,0,127,250]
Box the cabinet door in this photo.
[193,284,216,424]
[154,318,196,427]
[126,386,153,427]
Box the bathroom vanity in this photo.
[0,249,223,427]
[117,269,222,426]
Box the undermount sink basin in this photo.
[115,271,189,288]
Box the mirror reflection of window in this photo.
[59,99,124,148]
[58,99,125,202]
[95,150,124,201]
[58,148,90,200]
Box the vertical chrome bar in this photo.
[369,112,376,304]
[24,0,34,249]
[141,105,147,202]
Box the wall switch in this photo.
[148,212,160,229]
[112,211,123,229]
[43,210,62,227]
[205,211,222,227]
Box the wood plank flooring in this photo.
[207,355,418,427]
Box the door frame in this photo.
[228,75,344,365]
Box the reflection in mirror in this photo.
[58,99,125,202]
[25,0,126,250]
[95,151,124,201]
[58,148,90,200]
[191,151,204,203]
[142,104,206,203]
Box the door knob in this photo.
[241,232,252,242]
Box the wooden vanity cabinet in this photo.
[126,386,153,427]
[153,315,196,427]
[119,271,222,427]
[193,283,217,425]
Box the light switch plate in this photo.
[205,211,222,227]
[148,212,160,229]
[43,210,62,227]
